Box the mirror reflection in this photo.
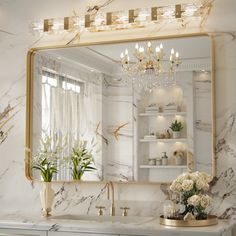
[31,36,213,182]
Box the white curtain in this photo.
[42,80,81,139]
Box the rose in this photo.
[200,172,213,183]
[202,183,209,192]
[170,180,182,192]
[188,195,201,206]
[176,173,191,183]
[196,177,208,191]
[200,195,212,208]
[181,179,194,191]
[190,171,201,181]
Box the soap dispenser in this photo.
[162,152,168,165]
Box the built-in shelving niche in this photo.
[136,73,195,182]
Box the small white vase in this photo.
[172,131,181,139]
[175,156,183,165]
[40,182,55,217]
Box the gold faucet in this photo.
[106,181,115,216]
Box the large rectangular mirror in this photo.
[26,34,215,183]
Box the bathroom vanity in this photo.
[0,214,235,236]
[22,33,222,235]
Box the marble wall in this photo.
[102,79,134,182]
[0,0,236,219]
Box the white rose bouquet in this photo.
[170,171,213,220]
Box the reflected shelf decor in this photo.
[120,41,181,89]
[31,2,213,35]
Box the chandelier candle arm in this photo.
[120,41,181,89]
[120,42,181,74]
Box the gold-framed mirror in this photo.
[25,33,215,183]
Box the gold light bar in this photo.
[175,4,182,18]
[106,12,112,25]
[43,19,53,32]
[128,10,135,23]
[151,7,158,21]
[64,17,76,31]
[85,15,92,28]
[64,17,70,30]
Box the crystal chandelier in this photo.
[120,42,181,90]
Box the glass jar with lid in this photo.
[148,158,156,165]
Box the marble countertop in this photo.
[0,213,235,236]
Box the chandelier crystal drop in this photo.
[120,42,181,90]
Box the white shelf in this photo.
[139,165,188,169]
[139,138,187,143]
[139,112,186,117]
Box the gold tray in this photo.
[160,215,218,227]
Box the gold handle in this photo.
[96,206,106,216]
[120,207,130,216]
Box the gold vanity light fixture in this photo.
[120,41,180,77]
[31,2,209,34]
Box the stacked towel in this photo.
[145,104,160,113]
[143,135,156,140]
[163,103,179,112]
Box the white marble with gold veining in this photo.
[0,0,236,221]
[0,213,235,236]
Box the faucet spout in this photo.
[106,181,115,216]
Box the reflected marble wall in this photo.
[194,71,213,173]
[0,0,236,219]
[102,78,134,181]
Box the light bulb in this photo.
[125,49,128,55]
[170,55,173,61]
[127,56,130,61]
[120,52,124,59]
[160,43,163,49]
[156,46,160,53]
[135,43,139,50]
[139,47,144,53]
[176,52,179,58]
[171,48,174,55]
[148,41,151,47]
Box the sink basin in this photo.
[50,214,155,224]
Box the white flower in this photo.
[181,179,194,191]
[170,180,182,192]
[196,177,208,190]
[202,183,209,192]
[190,171,201,181]
[200,195,212,208]
[188,195,201,206]
[176,172,191,183]
[200,172,213,183]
